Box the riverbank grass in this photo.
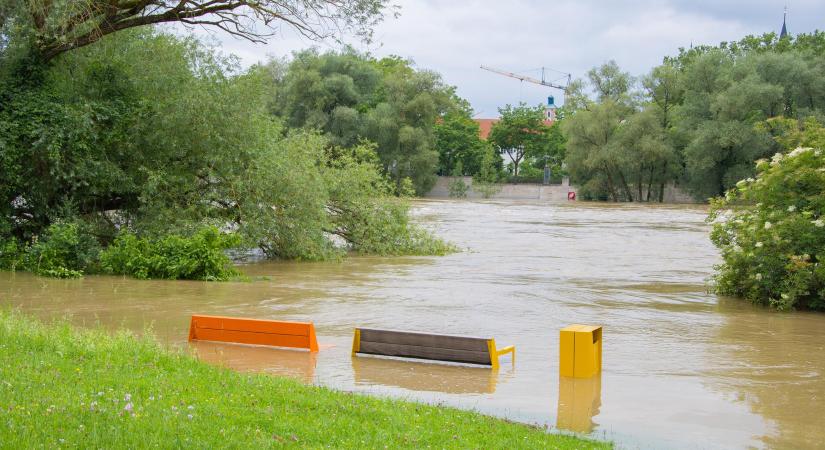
[0,310,608,448]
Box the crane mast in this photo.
[480,65,571,92]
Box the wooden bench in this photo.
[351,328,514,368]
[188,315,319,352]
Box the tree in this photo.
[434,111,491,175]
[587,60,634,104]
[5,0,387,62]
[563,101,629,201]
[268,50,463,194]
[488,103,550,177]
[0,29,452,269]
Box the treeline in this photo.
[0,28,457,279]
[562,31,825,201]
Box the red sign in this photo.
[568,191,576,201]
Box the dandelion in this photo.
[764,222,772,230]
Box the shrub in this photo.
[709,145,825,310]
[23,221,100,278]
[99,227,240,281]
[0,239,25,271]
[448,178,469,198]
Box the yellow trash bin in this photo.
[559,324,602,378]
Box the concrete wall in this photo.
[425,176,698,203]
[426,176,576,201]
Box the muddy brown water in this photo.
[2,200,824,449]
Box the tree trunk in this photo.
[616,169,633,202]
[658,161,668,203]
[604,168,619,202]
[646,166,655,202]
[637,167,644,203]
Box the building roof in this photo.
[780,9,788,38]
[473,118,554,140]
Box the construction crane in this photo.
[480,65,571,92]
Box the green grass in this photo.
[0,310,609,449]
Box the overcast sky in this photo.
[191,0,824,118]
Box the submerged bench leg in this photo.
[487,340,516,369]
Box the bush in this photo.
[23,222,100,278]
[709,145,825,310]
[448,177,469,198]
[0,239,25,271]
[99,227,240,281]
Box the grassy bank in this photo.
[0,311,608,448]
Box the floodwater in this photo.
[2,200,824,449]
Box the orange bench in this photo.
[188,315,319,352]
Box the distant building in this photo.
[473,96,556,140]
[780,7,789,38]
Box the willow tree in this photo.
[3,0,388,62]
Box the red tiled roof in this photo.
[473,118,554,140]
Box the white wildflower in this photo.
[781,293,790,300]
[788,205,796,212]
[788,147,810,158]
[813,219,825,228]
[755,242,763,248]
[755,273,763,281]
[764,222,772,230]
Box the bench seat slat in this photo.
[188,315,319,352]
[359,328,489,352]
[358,341,492,365]
[194,316,312,336]
[193,328,311,349]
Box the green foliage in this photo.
[23,221,100,278]
[99,227,240,281]
[447,162,469,198]
[435,112,491,175]
[0,310,609,449]
[562,33,825,202]
[709,119,825,310]
[264,50,464,194]
[0,29,455,279]
[489,103,552,176]
[472,150,503,199]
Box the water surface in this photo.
[2,200,824,449]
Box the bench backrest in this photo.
[352,328,493,365]
[189,315,319,352]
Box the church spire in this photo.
[780,6,788,38]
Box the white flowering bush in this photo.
[709,146,825,310]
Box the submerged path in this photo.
[2,200,824,449]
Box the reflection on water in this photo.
[2,200,825,449]
[189,341,317,383]
[557,376,602,433]
[351,355,507,394]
